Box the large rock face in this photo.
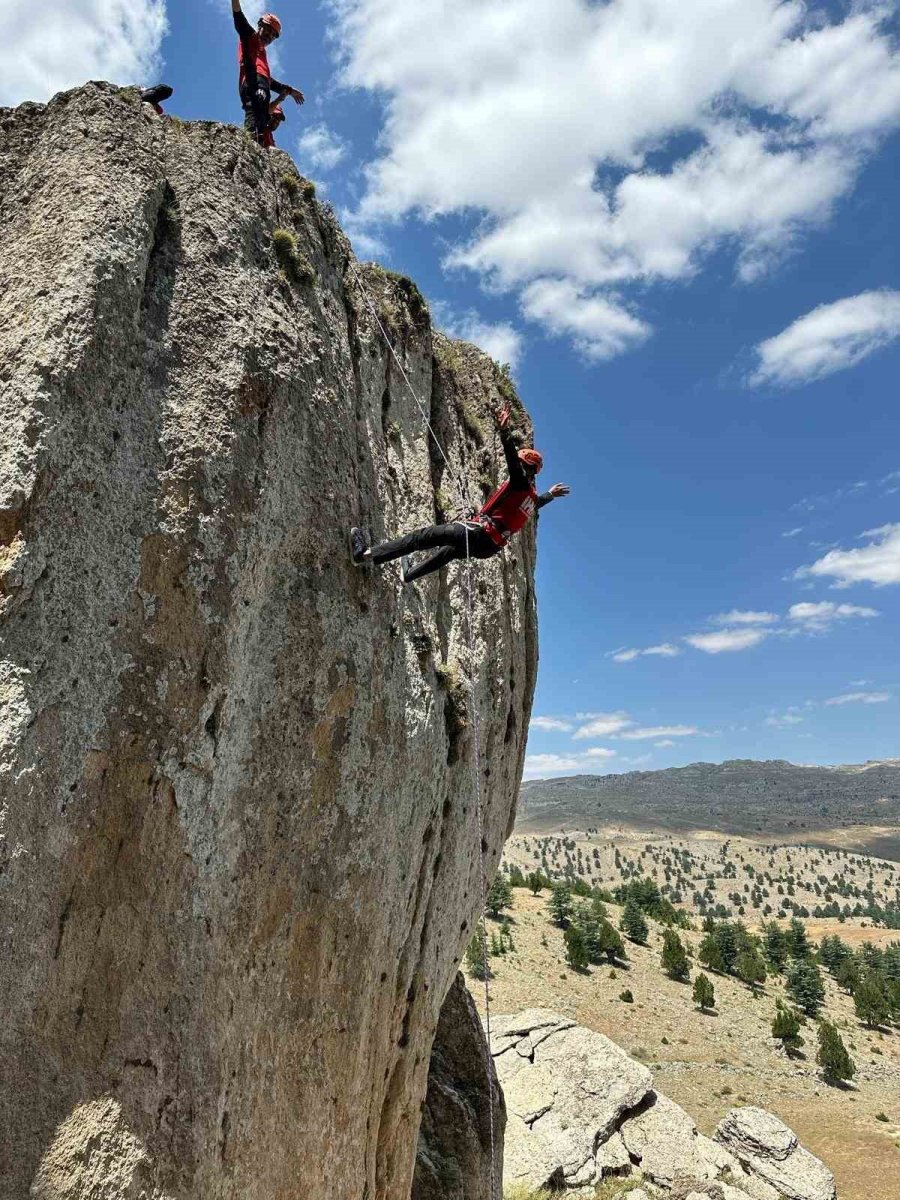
[0,84,538,1199]
[491,1011,836,1200]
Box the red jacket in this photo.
[477,480,538,547]
[238,32,271,86]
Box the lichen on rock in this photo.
[0,83,537,1200]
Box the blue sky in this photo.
[6,0,899,776]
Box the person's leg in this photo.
[402,545,460,583]
[241,85,271,145]
[402,526,499,583]
[367,523,466,566]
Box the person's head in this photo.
[518,447,544,477]
[270,105,285,131]
[258,12,282,43]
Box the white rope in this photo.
[348,257,499,1200]
[346,258,473,516]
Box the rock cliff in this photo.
[0,83,538,1199]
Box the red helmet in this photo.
[518,447,543,473]
[270,105,285,127]
[259,12,282,36]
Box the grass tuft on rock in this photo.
[273,228,314,286]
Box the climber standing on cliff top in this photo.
[350,405,570,584]
[231,1,304,148]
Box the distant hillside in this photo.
[517,759,900,842]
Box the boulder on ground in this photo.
[491,1009,653,1192]
[714,1107,837,1200]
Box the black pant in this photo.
[241,83,270,145]
[370,521,499,582]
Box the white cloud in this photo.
[431,303,524,368]
[297,123,349,172]
[685,628,770,654]
[573,712,634,740]
[519,279,651,362]
[782,528,804,538]
[0,1,168,106]
[330,0,900,358]
[824,691,891,706]
[529,716,574,733]
[795,524,900,588]
[752,290,900,386]
[655,739,676,748]
[523,749,616,777]
[617,725,698,741]
[711,609,779,626]
[787,600,880,631]
[764,713,804,727]
[612,642,681,663]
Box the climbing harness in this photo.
[347,258,499,1200]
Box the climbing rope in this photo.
[347,257,499,1200]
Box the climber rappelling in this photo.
[350,404,570,584]
[231,1,304,148]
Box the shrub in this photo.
[620,989,634,1003]
[272,228,314,285]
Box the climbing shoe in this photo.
[349,527,369,565]
[399,555,413,584]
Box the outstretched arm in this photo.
[536,484,570,510]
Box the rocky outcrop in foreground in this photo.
[0,83,538,1199]
[492,1011,836,1200]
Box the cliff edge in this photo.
[0,83,537,1199]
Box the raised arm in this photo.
[496,405,529,488]
[232,1,254,40]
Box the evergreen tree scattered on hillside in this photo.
[564,924,589,972]
[465,933,489,981]
[817,1020,855,1086]
[486,874,513,919]
[786,917,811,960]
[835,957,860,995]
[693,973,715,1011]
[771,1001,804,1055]
[597,918,626,963]
[736,944,767,992]
[527,871,548,895]
[854,972,891,1028]
[548,883,573,928]
[819,933,852,975]
[763,922,789,972]
[621,898,649,945]
[661,928,690,981]
[786,959,825,1017]
[507,863,526,889]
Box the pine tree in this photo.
[548,883,573,928]
[771,1001,804,1055]
[817,1020,855,1086]
[854,972,890,1028]
[621,899,649,945]
[598,918,626,963]
[465,933,489,981]
[786,917,811,960]
[736,945,767,992]
[564,924,589,972]
[661,928,690,981]
[486,874,513,919]
[698,931,726,974]
[763,922,789,972]
[528,871,544,896]
[693,973,715,1011]
[786,959,825,1017]
[835,957,860,994]
[507,864,526,889]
